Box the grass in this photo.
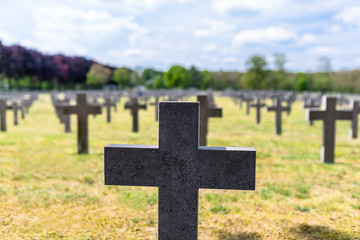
[0,94,359,239]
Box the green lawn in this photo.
[0,94,359,239]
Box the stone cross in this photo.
[244,97,252,115]
[306,96,353,163]
[304,98,320,125]
[349,100,360,139]
[104,97,116,123]
[61,93,102,154]
[250,98,266,124]
[197,94,222,146]
[0,99,7,132]
[10,101,21,126]
[105,101,256,239]
[266,98,290,135]
[125,97,146,132]
[150,96,160,121]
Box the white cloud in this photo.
[335,5,360,27]
[194,19,235,38]
[0,30,16,44]
[202,43,217,52]
[212,0,287,14]
[297,33,317,45]
[305,46,343,56]
[233,27,297,46]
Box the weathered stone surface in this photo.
[61,93,102,154]
[124,97,146,132]
[266,98,290,135]
[306,96,353,163]
[197,94,222,146]
[105,102,256,240]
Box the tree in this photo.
[189,65,202,89]
[314,56,333,92]
[295,72,310,91]
[201,70,211,90]
[273,52,287,71]
[165,65,190,89]
[112,67,131,89]
[242,55,268,89]
[142,68,164,88]
[153,75,166,89]
[86,63,111,88]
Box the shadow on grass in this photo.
[216,230,262,240]
[290,223,356,240]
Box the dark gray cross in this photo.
[124,97,146,132]
[349,100,360,139]
[250,98,266,124]
[61,93,102,154]
[104,97,116,123]
[266,98,290,135]
[306,96,353,163]
[150,96,160,121]
[244,97,252,115]
[0,99,7,132]
[10,101,21,126]
[304,98,320,126]
[105,101,256,239]
[197,94,222,146]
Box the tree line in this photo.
[0,41,359,92]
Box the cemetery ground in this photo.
[0,95,359,239]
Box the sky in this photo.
[0,0,360,72]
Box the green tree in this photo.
[112,67,131,89]
[142,68,164,88]
[201,70,211,90]
[86,63,111,88]
[295,72,310,91]
[189,65,203,89]
[314,56,333,92]
[165,65,191,89]
[153,75,166,89]
[242,55,268,89]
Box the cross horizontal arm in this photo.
[197,147,256,190]
[105,144,159,187]
[208,108,222,117]
[266,106,277,111]
[87,105,102,114]
[61,105,78,114]
[306,109,325,121]
[336,110,353,120]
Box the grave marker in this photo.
[0,99,7,131]
[125,97,146,132]
[306,96,353,163]
[105,101,256,239]
[61,93,102,154]
[197,94,222,146]
[266,98,290,135]
[250,98,265,124]
[349,100,360,139]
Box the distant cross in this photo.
[197,94,222,146]
[61,93,102,154]
[304,98,320,126]
[105,101,256,240]
[244,97,252,115]
[10,101,21,126]
[306,96,353,163]
[63,98,71,133]
[250,98,266,124]
[104,97,116,123]
[150,96,160,121]
[266,98,290,135]
[0,99,7,132]
[349,100,360,139]
[124,97,146,132]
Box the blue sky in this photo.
[0,0,359,72]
